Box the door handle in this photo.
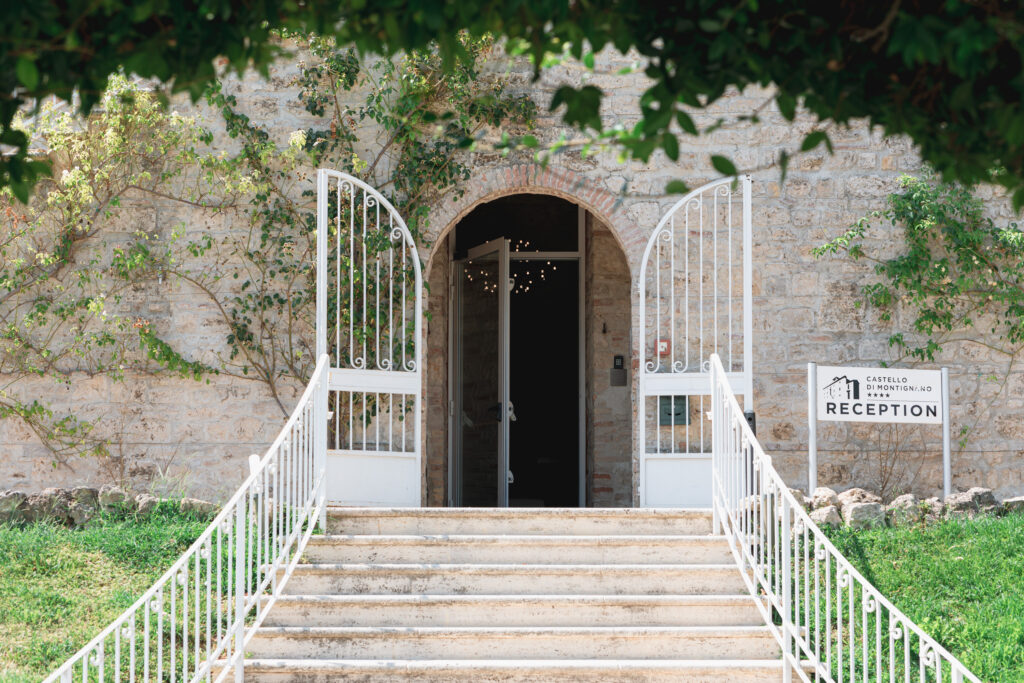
[488,402,503,422]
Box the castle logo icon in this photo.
[822,375,859,401]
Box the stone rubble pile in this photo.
[801,486,1024,530]
[0,486,219,527]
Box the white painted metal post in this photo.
[742,175,753,412]
[314,169,329,522]
[807,363,817,494]
[780,497,793,683]
[315,170,328,363]
[942,366,951,498]
[711,368,721,535]
[315,372,327,529]
[233,502,245,682]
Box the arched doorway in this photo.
[424,194,632,507]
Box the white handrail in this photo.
[708,353,981,683]
[44,354,331,683]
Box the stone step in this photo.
[261,594,765,627]
[235,658,786,682]
[281,563,746,596]
[247,625,780,660]
[326,507,713,536]
[303,534,732,564]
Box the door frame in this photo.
[447,205,586,507]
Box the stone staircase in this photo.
[244,507,783,682]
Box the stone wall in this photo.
[3,44,1023,502]
[424,235,451,507]
[585,216,633,506]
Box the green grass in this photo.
[0,508,210,682]
[1,506,1020,682]
[828,512,1024,683]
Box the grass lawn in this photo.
[0,508,210,682]
[1,506,1020,682]
[829,512,1024,683]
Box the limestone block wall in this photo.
[585,216,633,506]
[2,43,1022,501]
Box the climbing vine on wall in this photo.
[186,33,535,413]
[816,172,1024,449]
[0,75,236,463]
[0,34,535,469]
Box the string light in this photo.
[464,255,563,295]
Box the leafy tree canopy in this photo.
[7,1,1024,205]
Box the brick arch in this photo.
[419,162,644,508]
[422,163,643,276]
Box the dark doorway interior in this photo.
[454,194,580,507]
[508,258,579,506]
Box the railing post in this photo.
[315,370,328,530]
[233,500,246,683]
[781,497,793,683]
[711,363,721,535]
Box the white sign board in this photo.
[816,366,942,424]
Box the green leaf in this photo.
[710,155,737,176]
[665,180,690,194]
[675,111,697,136]
[16,58,39,90]
[800,131,829,152]
[776,92,796,121]
[520,135,538,148]
[583,52,595,69]
[1012,187,1024,213]
[663,132,679,161]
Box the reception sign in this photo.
[816,365,942,424]
[807,363,951,497]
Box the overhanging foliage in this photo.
[7,2,1024,204]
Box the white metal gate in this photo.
[316,169,423,506]
[637,175,753,507]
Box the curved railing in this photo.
[709,353,981,683]
[44,354,330,683]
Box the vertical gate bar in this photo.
[349,181,355,366]
[728,186,733,369]
[670,217,676,375]
[685,203,690,370]
[335,177,341,362]
[389,215,394,371]
[375,200,381,369]
[713,185,718,360]
[698,191,704,373]
[654,229,661,455]
[361,189,368,367]
[742,174,753,411]
[315,169,327,363]
[402,223,408,372]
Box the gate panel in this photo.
[637,176,752,507]
[316,170,422,506]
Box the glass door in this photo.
[454,238,510,506]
